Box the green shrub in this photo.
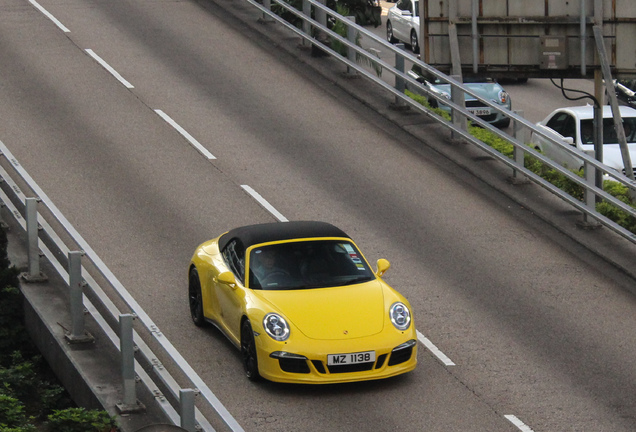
[46,408,117,432]
[468,125,514,158]
[0,229,19,292]
[0,287,34,370]
[404,90,451,121]
[603,179,633,204]
[0,352,71,422]
[0,353,39,401]
[0,428,36,432]
[329,5,352,57]
[0,394,35,431]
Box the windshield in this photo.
[247,240,375,290]
[580,117,636,145]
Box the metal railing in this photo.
[246,0,636,244]
[0,141,244,432]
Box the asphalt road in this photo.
[1,0,636,431]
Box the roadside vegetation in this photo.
[0,228,119,432]
[406,90,636,235]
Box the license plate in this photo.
[468,108,491,116]
[327,350,375,366]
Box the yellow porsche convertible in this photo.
[188,221,417,384]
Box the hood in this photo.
[254,280,386,340]
[431,82,502,103]
[599,144,636,171]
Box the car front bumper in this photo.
[254,331,418,384]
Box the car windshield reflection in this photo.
[579,118,636,145]
[248,240,375,290]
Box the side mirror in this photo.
[217,271,236,288]
[563,136,575,145]
[376,259,391,277]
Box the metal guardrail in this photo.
[247,0,636,244]
[0,141,244,432]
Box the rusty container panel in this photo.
[615,0,636,75]
[427,34,452,66]
[421,0,636,78]
[424,20,451,66]
[426,0,447,18]
[616,0,636,18]
[506,1,545,16]
[480,26,509,65]
[481,0,507,16]
[547,0,581,16]
[616,24,636,75]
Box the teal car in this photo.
[407,65,512,128]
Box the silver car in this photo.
[531,105,636,175]
[386,0,420,53]
[406,65,512,128]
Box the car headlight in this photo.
[497,90,509,104]
[263,313,290,341]
[390,302,411,330]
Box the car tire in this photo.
[410,30,420,53]
[241,320,261,381]
[188,267,206,327]
[386,21,397,44]
[496,117,511,128]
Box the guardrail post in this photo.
[179,389,196,432]
[117,314,145,414]
[579,161,602,229]
[302,0,311,47]
[258,0,274,23]
[0,191,7,231]
[315,0,326,28]
[510,110,530,184]
[311,0,329,57]
[21,197,47,283]
[65,251,94,343]
[390,44,409,111]
[345,16,358,76]
[450,75,467,140]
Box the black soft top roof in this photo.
[218,221,350,251]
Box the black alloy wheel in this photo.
[241,320,260,381]
[188,267,205,327]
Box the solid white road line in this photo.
[240,185,289,222]
[27,0,70,32]
[504,415,535,432]
[417,330,455,366]
[85,49,134,89]
[154,110,216,160]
